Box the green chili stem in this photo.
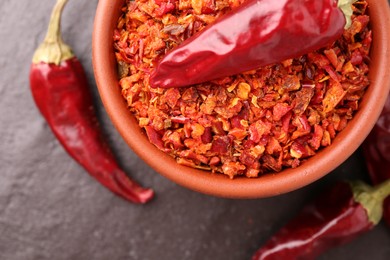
[32,0,74,65]
[44,0,68,44]
[350,179,390,225]
[372,179,390,202]
[338,0,358,29]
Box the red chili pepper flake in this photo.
[114,0,372,178]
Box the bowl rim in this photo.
[92,0,390,198]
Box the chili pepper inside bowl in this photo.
[92,0,390,198]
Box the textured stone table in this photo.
[1,1,389,259]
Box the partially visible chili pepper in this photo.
[362,95,390,226]
[29,0,154,204]
[252,179,390,260]
[150,0,356,88]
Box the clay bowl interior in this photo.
[93,0,390,198]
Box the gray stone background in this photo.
[1,1,389,259]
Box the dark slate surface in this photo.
[1,1,389,259]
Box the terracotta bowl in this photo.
[93,0,390,198]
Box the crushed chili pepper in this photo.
[150,0,356,88]
[114,0,371,178]
[362,95,390,226]
[30,0,154,203]
[252,179,390,260]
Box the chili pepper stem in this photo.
[349,179,390,225]
[32,0,74,65]
[338,0,357,28]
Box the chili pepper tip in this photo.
[136,188,155,204]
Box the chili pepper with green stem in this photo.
[252,179,390,260]
[29,0,154,204]
[150,0,356,88]
[362,95,390,226]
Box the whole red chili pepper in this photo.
[252,179,390,260]
[362,95,390,226]
[150,0,356,88]
[29,0,154,204]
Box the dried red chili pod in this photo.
[150,0,356,88]
[362,95,390,226]
[252,179,390,260]
[29,0,154,204]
